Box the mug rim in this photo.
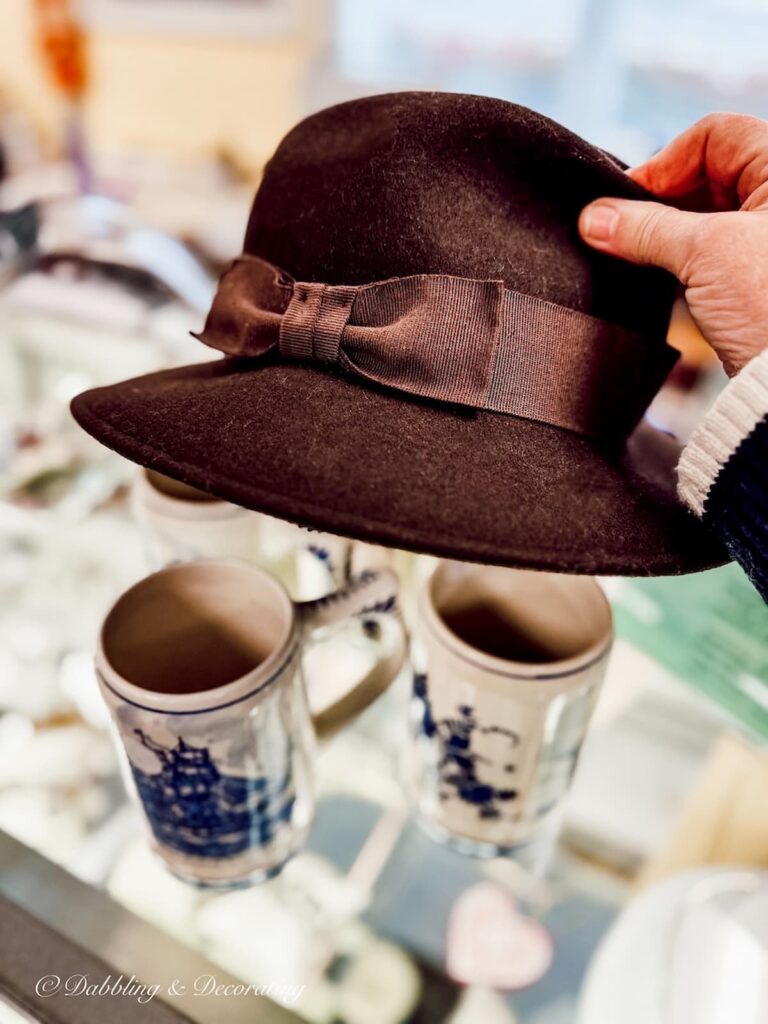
[97,559,298,714]
[133,468,250,523]
[420,562,613,682]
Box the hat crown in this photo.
[246,91,675,338]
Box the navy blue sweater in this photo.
[704,421,768,600]
[678,349,768,602]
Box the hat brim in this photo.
[71,358,726,575]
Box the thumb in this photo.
[579,198,702,282]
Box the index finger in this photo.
[629,113,768,209]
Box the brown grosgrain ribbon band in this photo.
[195,255,679,441]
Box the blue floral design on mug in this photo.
[129,730,295,858]
[413,673,519,821]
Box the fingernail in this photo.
[583,204,619,242]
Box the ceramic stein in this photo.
[96,559,406,887]
[406,561,612,856]
[131,468,351,600]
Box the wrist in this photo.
[723,342,768,378]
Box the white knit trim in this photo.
[678,347,768,517]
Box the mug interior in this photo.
[101,561,293,696]
[427,562,611,671]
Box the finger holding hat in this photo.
[580,112,768,378]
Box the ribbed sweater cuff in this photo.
[677,348,768,517]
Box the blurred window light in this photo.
[337,0,582,83]
[331,0,768,162]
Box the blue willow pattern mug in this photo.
[406,561,612,856]
[96,559,405,887]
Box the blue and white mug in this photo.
[96,559,405,887]
[406,561,612,856]
[131,468,352,600]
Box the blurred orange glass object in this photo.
[32,0,88,98]
[667,297,718,372]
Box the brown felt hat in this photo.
[72,91,726,575]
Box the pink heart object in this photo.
[446,882,553,991]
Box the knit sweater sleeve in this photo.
[677,347,768,601]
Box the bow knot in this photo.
[279,281,357,365]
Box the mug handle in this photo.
[297,569,407,740]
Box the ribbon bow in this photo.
[195,254,678,441]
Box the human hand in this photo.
[579,113,768,376]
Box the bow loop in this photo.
[192,255,291,358]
